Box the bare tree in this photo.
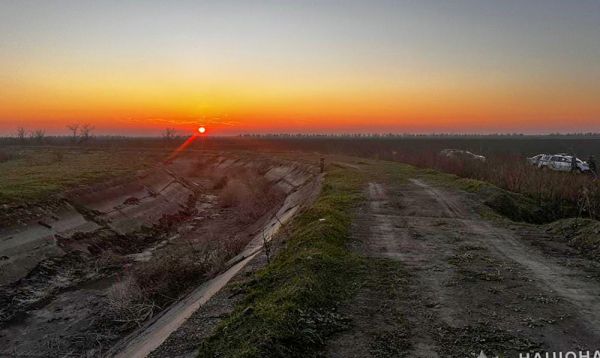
[16,127,26,141]
[31,129,45,143]
[162,127,177,141]
[66,124,80,142]
[80,124,94,142]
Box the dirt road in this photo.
[328,178,600,357]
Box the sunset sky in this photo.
[1,0,599,136]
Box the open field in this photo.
[3,135,600,218]
[0,146,168,205]
[1,137,600,357]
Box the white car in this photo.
[537,154,589,173]
[527,154,545,166]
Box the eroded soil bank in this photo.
[0,152,319,357]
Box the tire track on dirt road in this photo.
[329,181,457,358]
[411,178,600,333]
[328,178,600,357]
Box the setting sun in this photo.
[198,127,206,134]
[1,1,599,136]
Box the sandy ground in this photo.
[327,178,600,357]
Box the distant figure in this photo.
[571,155,578,172]
[320,157,325,173]
[589,155,598,179]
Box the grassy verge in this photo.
[198,165,366,357]
[381,161,556,224]
[546,218,600,262]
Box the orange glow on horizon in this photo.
[1,73,599,135]
[1,50,599,135]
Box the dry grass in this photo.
[105,233,251,329]
[205,136,600,221]
[395,151,598,220]
[106,277,157,329]
[217,171,284,224]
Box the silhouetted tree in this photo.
[66,124,79,142]
[30,129,45,143]
[80,124,94,142]
[162,127,177,141]
[16,127,26,142]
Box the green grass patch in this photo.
[198,166,366,358]
[546,218,600,262]
[0,147,162,204]
[380,160,554,224]
[480,190,549,224]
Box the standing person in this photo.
[589,155,598,179]
[571,155,578,172]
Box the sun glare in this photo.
[198,126,206,134]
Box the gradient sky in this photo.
[1,0,599,135]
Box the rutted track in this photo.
[328,177,600,357]
[412,179,600,331]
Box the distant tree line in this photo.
[15,127,50,143]
[12,123,95,144]
[239,132,600,139]
[1,126,190,147]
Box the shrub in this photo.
[219,176,283,223]
[105,232,253,329]
[106,277,155,330]
[483,191,548,224]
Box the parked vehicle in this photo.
[527,154,545,166]
[439,149,486,162]
[536,154,589,173]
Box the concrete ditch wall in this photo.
[0,152,320,357]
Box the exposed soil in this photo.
[0,152,318,357]
[111,169,323,357]
[327,178,600,357]
[6,153,600,357]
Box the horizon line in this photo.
[4,132,600,139]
